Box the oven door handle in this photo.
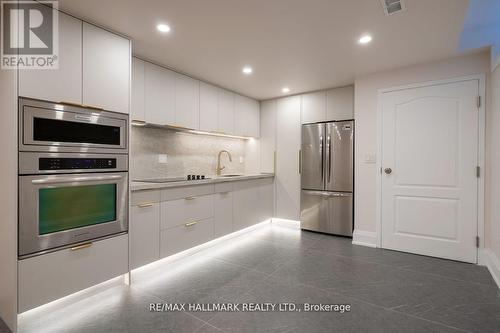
[31,175,123,184]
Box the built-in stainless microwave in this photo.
[18,98,129,258]
[19,98,128,154]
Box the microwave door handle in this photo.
[31,175,123,185]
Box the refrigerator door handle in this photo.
[327,135,332,183]
[302,190,352,197]
[320,135,324,183]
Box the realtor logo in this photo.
[1,0,59,69]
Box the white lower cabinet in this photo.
[130,202,160,270]
[160,218,214,257]
[214,183,234,238]
[161,195,214,229]
[130,177,274,268]
[18,234,128,313]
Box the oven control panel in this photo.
[39,158,117,171]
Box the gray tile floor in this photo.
[9,224,500,333]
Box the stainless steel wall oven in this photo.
[18,98,129,258]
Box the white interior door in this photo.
[381,79,479,263]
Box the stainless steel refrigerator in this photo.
[300,121,354,236]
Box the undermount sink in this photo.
[219,174,243,177]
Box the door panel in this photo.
[381,79,479,263]
[325,121,353,192]
[301,123,325,190]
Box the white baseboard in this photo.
[483,249,500,290]
[352,230,378,248]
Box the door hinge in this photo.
[477,96,481,108]
[476,166,481,178]
[476,236,480,248]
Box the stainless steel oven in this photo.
[18,98,129,258]
[19,98,128,154]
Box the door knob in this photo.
[384,168,392,174]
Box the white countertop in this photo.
[131,173,275,191]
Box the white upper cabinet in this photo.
[83,23,130,113]
[326,85,354,120]
[175,73,200,129]
[235,94,260,137]
[260,100,277,173]
[19,10,82,104]
[131,58,145,121]
[218,88,235,134]
[199,82,219,132]
[144,62,175,125]
[301,91,326,124]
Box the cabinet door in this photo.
[235,95,260,137]
[131,58,145,121]
[326,85,354,121]
[214,191,233,238]
[260,100,276,173]
[258,178,274,221]
[218,88,235,134]
[175,73,199,129]
[233,180,261,231]
[19,10,82,104]
[144,62,175,125]
[301,91,326,124]
[276,96,301,220]
[130,203,160,270]
[199,82,219,132]
[83,23,130,113]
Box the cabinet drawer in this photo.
[131,189,161,206]
[160,218,214,257]
[161,184,214,201]
[18,234,128,313]
[161,194,214,229]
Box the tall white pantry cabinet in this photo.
[260,85,354,222]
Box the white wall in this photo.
[353,51,491,241]
[0,69,19,331]
[488,59,500,262]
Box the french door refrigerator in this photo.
[300,121,354,236]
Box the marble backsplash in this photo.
[130,126,247,180]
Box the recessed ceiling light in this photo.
[157,24,171,33]
[242,66,253,74]
[282,87,290,93]
[358,35,372,45]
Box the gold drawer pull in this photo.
[220,191,230,195]
[137,202,154,208]
[71,242,93,251]
[185,221,198,227]
[185,196,196,201]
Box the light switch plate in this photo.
[239,156,244,163]
[158,154,168,164]
[364,153,376,164]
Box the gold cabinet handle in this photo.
[185,196,196,201]
[185,221,198,227]
[71,242,93,251]
[137,202,154,208]
[219,191,230,195]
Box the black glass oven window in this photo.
[33,117,121,145]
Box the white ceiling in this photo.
[58,0,469,100]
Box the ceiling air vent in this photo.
[381,0,405,15]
